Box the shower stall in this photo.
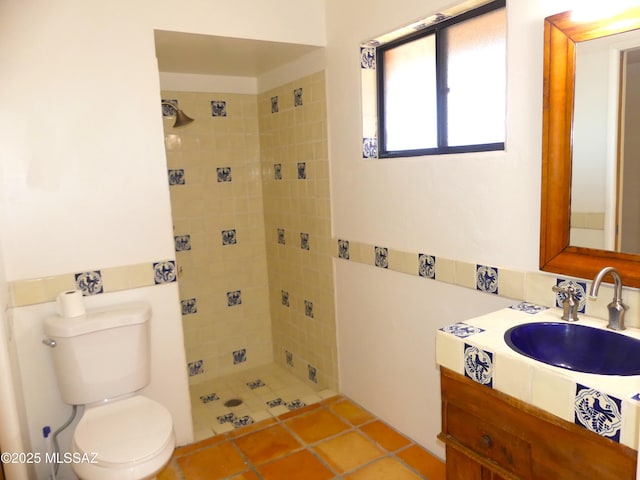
[160,72,338,403]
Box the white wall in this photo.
[335,262,513,453]
[326,0,576,459]
[0,1,326,478]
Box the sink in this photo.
[504,322,640,376]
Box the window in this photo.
[377,0,506,157]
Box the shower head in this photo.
[161,101,194,128]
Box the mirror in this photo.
[571,31,640,253]
[540,7,640,288]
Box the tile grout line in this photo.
[274,400,351,478]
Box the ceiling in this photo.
[154,30,322,77]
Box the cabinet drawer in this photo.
[447,403,532,479]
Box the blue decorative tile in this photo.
[363,138,377,158]
[375,246,388,269]
[287,399,307,410]
[464,343,493,387]
[233,348,247,364]
[476,265,498,294]
[267,398,284,408]
[555,279,587,313]
[418,253,436,279]
[233,416,254,428]
[509,302,549,314]
[307,364,318,383]
[168,169,185,185]
[174,235,191,252]
[338,239,350,260]
[247,379,266,389]
[285,350,293,366]
[217,167,232,182]
[360,47,376,69]
[281,290,289,307]
[297,162,306,179]
[153,260,177,284]
[188,360,204,376]
[304,300,314,318]
[440,322,485,338]
[227,290,242,306]
[75,271,103,296]
[575,384,621,442]
[217,413,235,424]
[200,393,219,404]
[211,100,227,117]
[300,232,310,250]
[161,99,178,116]
[181,298,197,315]
[274,163,282,180]
[294,88,303,107]
[278,228,286,245]
[222,229,237,245]
[271,96,279,113]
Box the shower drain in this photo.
[224,398,243,407]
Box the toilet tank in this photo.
[44,302,151,405]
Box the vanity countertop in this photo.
[436,302,640,450]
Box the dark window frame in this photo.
[376,0,506,158]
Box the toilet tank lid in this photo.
[44,302,151,338]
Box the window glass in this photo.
[383,35,438,151]
[446,8,506,146]
[376,0,505,157]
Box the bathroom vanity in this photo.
[439,368,636,479]
[436,305,640,479]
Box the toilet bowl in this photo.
[43,302,176,480]
[71,396,175,480]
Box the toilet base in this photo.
[71,430,174,480]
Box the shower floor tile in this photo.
[189,363,335,441]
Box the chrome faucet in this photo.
[589,266,628,331]
[552,284,580,322]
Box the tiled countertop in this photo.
[436,302,640,450]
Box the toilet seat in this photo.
[71,395,175,480]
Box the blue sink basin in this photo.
[504,322,640,376]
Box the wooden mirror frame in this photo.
[540,8,640,288]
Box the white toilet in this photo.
[44,302,175,480]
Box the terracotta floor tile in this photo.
[345,457,424,479]
[229,471,260,480]
[157,459,181,480]
[234,423,302,465]
[320,394,344,405]
[177,441,247,480]
[397,444,446,480]
[313,431,385,473]
[173,433,227,457]
[330,399,375,426]
[360,420,412,452]
[258,449,335,480]
[285,408,350,443]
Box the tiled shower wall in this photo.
[259,73,338,392]
[163,91,273,384]
[162,72,338,391]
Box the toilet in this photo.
[43,302,175,480]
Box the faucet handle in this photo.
[552,284,579,321]
[552,284,575,296]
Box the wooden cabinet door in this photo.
[446,446,484,480]
[447,445,516,480]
